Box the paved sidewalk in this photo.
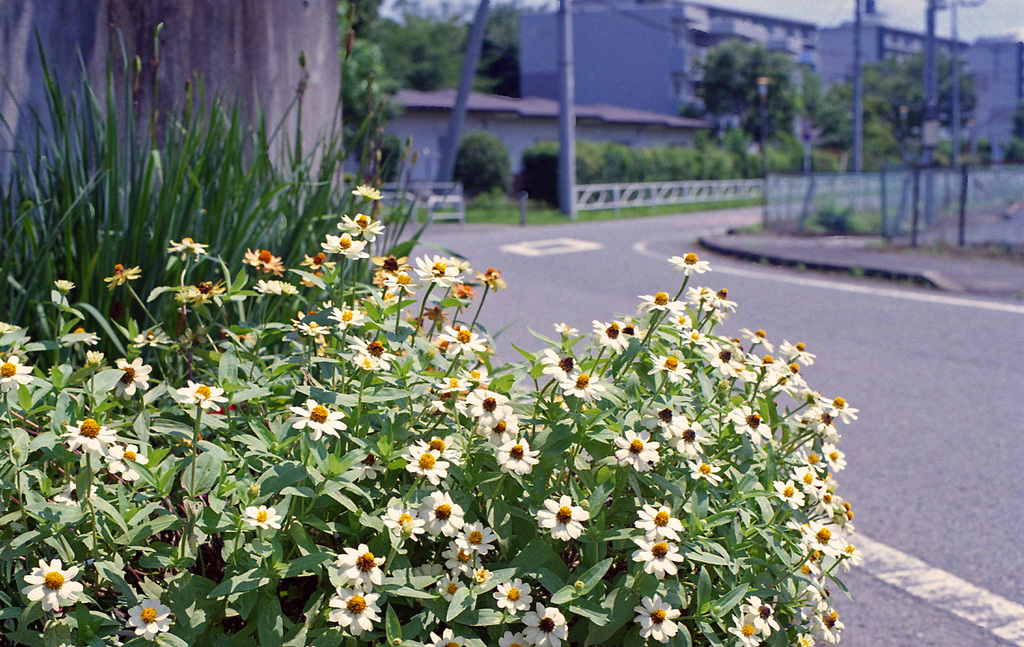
[700,233,1024,299]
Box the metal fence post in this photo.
[958,164,968,247]
[911,166,921,247]
[880,167,889,238]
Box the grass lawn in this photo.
[455,197,762,225]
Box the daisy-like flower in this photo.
[244,505,282,530]
[726,405,773,446]
[687,459,723,485]
[495,578,533,614]
[322,233,369,259]
[523,604,569,647]
[780,340,816,366]
[103,264,142,289]
[740,328,774,352]
[52,482,98,506]
[437,573,464,600]
[349,452,387,481]
[414,255,462,288]
[465,389,513,428]
[456,522,499,555]
[668,252,711,274]
[728,615,763,647]
[793,466,825,498]
[631,538,685,579]
[443,543,476,575]
[381,505,427,541]
[812,604,844,644]
[773,480,806,509]
[481,415,518,446]
[0,355,33,392]
[801,521,844,558]
[840,542,863,571]
[497,437,540,475]
[539,349,575,381]
[65,418,117,457]
[348,339,396,371]
[634,595,682,643]
[243,248,285,276]
[22,559,84,612]
[429,628,466,647]
[592,320,629,354]
[824,395,858,424]
[167,237,208,258]
[86,351,106,369]
[638,291,686,316]
[352,184,382,201]
[254,279,298,296]
[672,420,708,457]
[648,354,691,383]
[499,631,530,647]
[476,567,496,585]
[300,251,336,272]
[328,588,381,635]
[329,307,366,331]
[419,436,463,465]
[339,213,385,241]
[559,371,606,402]
[537,495,589,541]
[404,444,449,485]
[614,430,661,472]
[419,491,465,537]
[134,328,170,348]
[437,325,488,356]
[290,399,347,441]
[0,322,21,334]
[333,544,385,590]
[106,444,147,481]
[54,279,76,294]
[113,357,151,397]
[382,270,419,297]
[634,504,684,541]
[477,267,507,290]
[822,443,847,472]
[553,322,578,336]
[740,596,780,637]
[127,598,173,640]
[176,380,227,410]
[703,340,747,380]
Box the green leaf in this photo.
[386,604,401,645]
[585,587,635,645]
[208,568,269,598]
[712,583,749,618]
[258,595,284,646]
[280,552,332,578]
[455,609,505,626]
[91,368,126,394]
[669,623,692,647]
[446,586,475,622]
[696,567,711,615]
[154,633,190,647]
[183,453,221,497]
[218,347,240,384]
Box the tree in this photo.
[697,40,796,139]
[376,13,466,91]
[476,2,521,97]
[454,131,511,196]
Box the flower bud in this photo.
[247,482,261,499]
[574,580,585,591]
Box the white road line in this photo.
[502,238,603,256]
[854,533,1024,645]
[631,241,1024,315]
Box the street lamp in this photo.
[756,76,770,180]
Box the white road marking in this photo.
[854,533,1024,645]
[501,238,603,256]
[632,241,1024,315]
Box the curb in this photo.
[697,236,946,290]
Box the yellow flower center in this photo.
[664,356,679,370]
[493,421,507,434]
[356,215,370,227]
[829,451,840,461]
[0,362,15,378]
[456,550,472,563]
[258,250,273,263]
[446,583,459,595]
[698,463,712,475]
[718,350,732,363]
[432,262,447,277]
[823,611,838,628]
[845,544,856,556]
[816,528,832,544]
[796,342,806,351]
[605,323,620,339]
[789,363,800,374]
[367,340,386,358]
[468,531,484,545]
[310,405,329,424]
[429,438,446,452]
[256,510,269,523]
[682,428,696,442]
[347,595,367,614]
[506,587,520,601]
[44,571,65,590]
[79,418,101,439]
[470,370,482,380]
[783,486,796,498]
[628,439,644,454]
[457,329,472,344]
[746,414,761,429]
[742,624,756,637]
[510,444,525,459]
[683,252,699,265]
[418,453,437,470]
[652,542,669,559]
[654,511,670,527]
[339,236,352,250]
[356,552,377,572]
[802,473,814,485]
[195,385,211,399]
[141,607,157,624]
[398,513,413,525]
[653,292,669,306]
[555,506,574,524]
[124,450,137,461]
[575,373,590,389]
[435,504,452,520]
[650,609,667,624]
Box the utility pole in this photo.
[951,0,961,167]
[558,0,577,219]
[853,0,863,172]
[436,0,491,183]
[922,0,939,223]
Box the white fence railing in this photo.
[574,179,764,212]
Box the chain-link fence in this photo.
[765,165,1024,247]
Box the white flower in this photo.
[559,371,606,402]
[465,389,513,427]
[499,631,530,647]
[349,453,386,481]
[347,339,395,371]
[495,578,533,614]
[728,615,762,647]
[481,414,518,446]
[812,604,844,644]
[668,252,711,274]
[65,418,117,457]
[85,350,105,368]
[740,327,774,352]
[634,595,681,643]
[822,443,847,472]
[539,349,575,381]
[672,420,708,457]
[443,543,476,576]
[496,437,540,475]
[553,323,578,336]
[339,213,385,241]
[523,603,568,647]
[255,279,298,295]
[414,255,462,287]
[0,355,33,392]
[801,521,844,558]
[127,598,173,640]
[429,628,466,647]
[537,495,589,541]
[167,237,208,257]
[687,459,723,485]
[631,538,685,579]
[638,292,686,316]
[740,596,780,637]
[290,399,347,441]
[780,340,815,366]
[614,430,660,472]
[404,445,449,485]
[648,354,690,383]
[22,559,84,612]
[244,505,282,530]
[328,588,381,635]
[793,466,825,498]
[456,522,499,555]
[438,325,488,356]
[437,573,464,600]
[773,480,806,509]
[703,340,746,379]
[329,307,366,331]
[322,233,369,259]
[52,482,98,506]
[824,395,858,423]
[419,491,465,537]
[333,543,385,590]
[113,357,151,397]
[592,320,629,353]
[727,405,773,446]
[133,328,170,348]
[106,444,147,481]
[634,504,684,541]
[382,506,426,541]
[473,566,492,585]
[176,380,227,410]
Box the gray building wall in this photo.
[964,37,1024,145]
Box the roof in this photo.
[393,89,713,130]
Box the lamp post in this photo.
[756,76,770,181]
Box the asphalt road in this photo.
[416,208,1024,646]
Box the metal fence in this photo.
[574,179,764,212]
[765,165,1024,247]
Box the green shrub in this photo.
[520,142,560,205]
[454,132,512,197]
